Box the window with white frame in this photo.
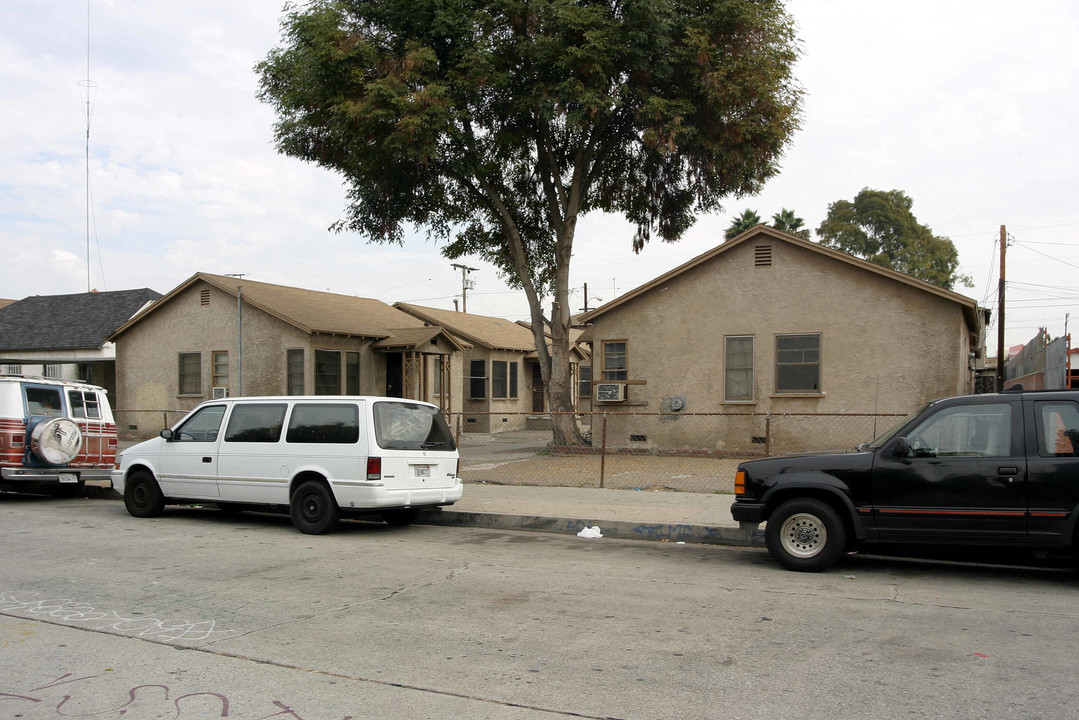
[212,351,229,390]
[724,336,754,401]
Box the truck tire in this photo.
[765,498,847,572]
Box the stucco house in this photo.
[395,303,587,432]
[107,273,465,423]
[0,288,162,404]
[577,226,987,453]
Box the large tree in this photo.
[817,188,971,290]
[257,0,803,445]
[724,209,762,240]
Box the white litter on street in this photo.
[577,526,603,539]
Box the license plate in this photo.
[414,465,431,478]
[58,473,78,484]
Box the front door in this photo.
[872,399,1026,541]
[531,363,545,413]
[385,352,403,398]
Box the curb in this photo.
[417,508,766,548]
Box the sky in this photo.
[2,1,1078,352]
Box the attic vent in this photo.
[200,289,210,306]
[754,245,773,267]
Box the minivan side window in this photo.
[372,401,456,451]
[224,404,287,443]
[286,403,360,444]
[175,405,227,442]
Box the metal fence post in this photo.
[765,413,772,457]
[599,412,608,489]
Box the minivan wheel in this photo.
[765,498,847,572]
[290,480,340,534]
[124,470,165,518]
[381,508,419,527]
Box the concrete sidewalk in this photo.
[420,482,765,548]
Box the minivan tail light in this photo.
[366,457,382,481]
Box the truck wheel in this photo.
[765,498,847,572]
[290,480,340,534]
[124,470,165,518]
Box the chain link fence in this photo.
[113,408,903,495]
[448,410,906,494]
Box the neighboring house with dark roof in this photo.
[396,303,587,432]
[577,226,987,454]
[106,273,466,428]
[0,288,162,402]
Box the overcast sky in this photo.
[2,1,1077,350]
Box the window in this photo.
[373,401,456,451]
[469,360,486,399]
[315,349,341,395]
[212,351,229,390]
[44,364,62,379]
[286,403,360,444]
[725,336,754,401]
[578,365,592,401]
[26,387,63,417]
[345,352,360,395]
[602,341,628,381]
[491,360,518,399]
[1036,401,1079,456]
[179,353,202,395]
[67,390,101,419]
[906,403,1013,458]
[775,334,820,394]
[224,403,287,443]
[2,364,21,375]
[287,349,304,395]
[433,357,444,396]
[174,405,226,442]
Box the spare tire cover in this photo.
[30,417,84,466]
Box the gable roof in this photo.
[578,226,982,328]
[0,288,162,351]
[395,303,536,352]
[110,272,431,341]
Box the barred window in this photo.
[179,353,201,395]
[775,334,821,394]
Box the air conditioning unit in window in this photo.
[594,383,626,402]
[212,387,229,399]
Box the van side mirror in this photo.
[160,429,174,441]
[892,437,911,458]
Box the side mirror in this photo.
[160,428,174,441]
[892,437,911,458]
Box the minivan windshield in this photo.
[373,401,456,451]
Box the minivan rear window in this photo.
[286,403,360,444]
[372,401,456,451]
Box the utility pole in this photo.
[996,225,1007,391]
[451,263,478,312]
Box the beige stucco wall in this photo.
[460,348,532,433]
[114,281,464,420]
[587,239,977,453]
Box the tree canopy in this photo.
[257,0,803,443]
[724,207,807,240]
[816,188,971,290]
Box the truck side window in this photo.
[1036,402,1079,457]
[905,404,1012,458]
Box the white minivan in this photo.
[112,396,462,534]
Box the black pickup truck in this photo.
[730,388,1079,571]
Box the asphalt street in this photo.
[2,494,1078,720]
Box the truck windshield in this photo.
[863,403,930,450]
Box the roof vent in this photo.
[200,289,210,306]
[754,245,773,267]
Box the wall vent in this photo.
[629,434,648,442]
[200,289,211,306]
[754,245,773,267]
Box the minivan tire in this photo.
[290,480,340,534]
[124,470,166,518]
[765,498,847,572]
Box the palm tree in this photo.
[724,209,762,240]
[771,208,810,239]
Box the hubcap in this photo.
[780,512,827,558]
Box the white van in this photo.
[112,396,462,534]
[0,375,118,495]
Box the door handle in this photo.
[203,457,213,463]
[998,467,1019,477]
